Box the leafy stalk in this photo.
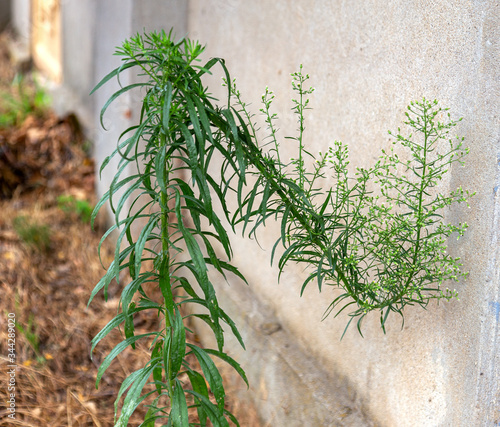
[90,30,249,426]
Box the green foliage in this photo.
[231,70,473,336]
[90,30,249,426]
[57,195,93,223]
[13,216,51,253]
[91,29,472,426]
[0,73,50,128]
[15,314,47,364]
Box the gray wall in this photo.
[187,1,499,426]
[14,1,499,425]
[50,0,187,202]
[11,0,29,42]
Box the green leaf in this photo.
[174,191,223,349]
[90,296,155,358]
[124,302,136,349]
[219,308,245,350]
[100,83,146,129]
[96,333,155,388]
[170,310,186,380]
[203,348,248,388]
[193,95,214,144]
[178,121,197,171]
[112,160,142,203]
[300,272,317,297]
[189,314,221,346]
[187,370,209,427]
[135,216,159,275]
[170,379,189,427]
[88,259,117,305]
[115,363,156,427]
[163,332,172,387]
[121,273,156,315]
[158,258,175,313]
[90,312,125,357]
[90,60,151,95]
[177,276,199,299]
[221,108,246,177]
[162,81,173,131]
[195,168,213,219]
[223,408,241,427]
[97,127,136,178]
[142,396,160,427]
[155,145,168,196]
[151,340,163,395]
[316,256,324,292]
[128,248,136,279]
[171,177,203,231]
[183,90,204,148]
[114,367,144,416]
[187,344,225,409]
[205,258,248,285]
[186,391,229,427]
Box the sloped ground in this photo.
[0,31,259,426]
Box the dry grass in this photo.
[0,31,261,426]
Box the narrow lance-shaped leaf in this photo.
[162,81,173,131]
[124,302,136,349]
[187,370,209,427]
[155,145,168,196]
[99,83,146,129]
[203,348,249,388]
[186,391,230,427]
[90,60,152,95]
[115,363,156,427]
[151,340,163,395]
[188,344,225,409]
[169,310,186,380]
[135,216,159,275]
[96,333,155,388]
[170,379,189,427]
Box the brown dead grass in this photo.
[0,31,261,427]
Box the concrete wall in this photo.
[48,0,187,202]
[187,1,499,426]
[14,1,499,425]
[11,0,29,42]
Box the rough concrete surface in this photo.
[187,1,499,425]
[191,274,373,426]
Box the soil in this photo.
[0,31,260,426]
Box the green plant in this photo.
[0,73,50,128]
[13,216,51,253]
[57,194,93,223]
[91,30,472,426]
[90,30,250,426]
[15,314,46,363]
[231,72,473,336]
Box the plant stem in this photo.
[388,104,430,307]
[298,80,305,189]
[242,136,365,306]
[158,134,175,400]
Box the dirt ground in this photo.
[0,31,260,426]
